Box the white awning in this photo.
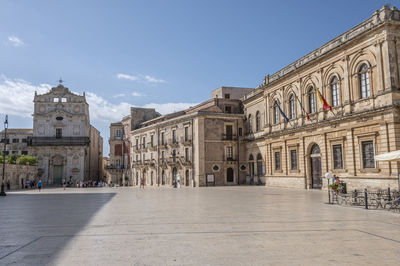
[375,150,400,162]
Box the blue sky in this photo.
[0,0,390,156]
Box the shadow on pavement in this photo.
[0,190,116,265]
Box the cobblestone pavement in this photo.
[0,186,399,265]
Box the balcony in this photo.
[225,156,237,162]
[105,165,126,170]
[168,140,179,148]
[180,156,192,166]
[28,136,90,146]
[160,143,168,149]
[181,137,192,146]
[222,134,238,141]
[167,157,178,166]
[148,142,157,151]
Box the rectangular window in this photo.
[226,146,233,160]
[184,127,189,141]
[21,151,28,155]
[21,138,27,143]
[116,159,121,166]
[116,129,121,138]
[12,139,19,143]
[333,145,343,169]
[61,98,67,102]
[161,151,165,162]
[224,93,230,99]
[185,148,189,161]
[142,137,146,148]
[225,125,233,140]
[238,128,242,136]
[225,106,231,113]
[53,98,59,102]
[151,135,154,147]
[136,155,139,162]
[135,139,139,150]
[143,153,146,161]
[274,152,281,170]
[3,151,9,155]
[12,151,18,154]
[56,128,62,138]
[161,132,165,145]
[362,141,375,168]
[172,130,176,143]
[290,150,297,170]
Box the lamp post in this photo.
[1,115,8,196]
[325,172,332,204]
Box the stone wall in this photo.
[0,164,38,190]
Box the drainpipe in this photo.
[236,118,240,185]
[191,118,194,187]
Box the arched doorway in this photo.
[185,170,189,186]
[227,167,234,182]
[249,154,254,184]
[310,144,322,189]
[256,153,263,184]
[151,171,154,186]
[162,170,166,185]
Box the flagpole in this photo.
[292,90,312,121]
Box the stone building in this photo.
[242,5,400,190]
[130,87,252,187]
[107,107,160,185]
[28,83,103,185]
[0,129,33,156]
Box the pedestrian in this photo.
[63,180,66,190]
[140,177,144,189]
[38,180,42,191]
[6,180,10,190]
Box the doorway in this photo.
[227,167,234,182]
[310,144,322,189]
[53,165,63,185]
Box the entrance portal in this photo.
[310,144,322,189]
[53,165,63,185]
[227,167,234,182]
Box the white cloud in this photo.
[8,36,24,46]
[112,93,125,98]
[116,73,138,81]
[0,75,196,125]
[116,73,166,84]
[144,75,166,84]
[143,102,196,115]
[131,92,142,97]
[0,76,50,117]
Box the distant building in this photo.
[0,129,32,156]
[28,83,103,184]
[106,108,160,185]
[129,87,252,187]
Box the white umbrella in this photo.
[375,150,400,162]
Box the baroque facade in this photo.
[129,87,252,187]
[243,5,400,190]
[28,83,103,185]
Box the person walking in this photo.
[140,177,144,189]
[38,180,42,192]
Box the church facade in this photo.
[28,84,103,185]
[243,5,400,190]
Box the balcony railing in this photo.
[28,136,90,146]
[226,156,237,161]
[222,134,238,141]
[105,165,126,170]
[180,137,192,145]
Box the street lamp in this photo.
[325,172,332,204]
[1,115,8,196]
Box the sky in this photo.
[0,0,392,156]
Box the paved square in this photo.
[0,187,399,265]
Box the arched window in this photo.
[248,114,253,133]
[273,101,279,124]
[249,154,254,161]
[308,87,316,113]
[288,94,295,119]
[256,153,263,177]
[331,77,340,107]
[359,64,370,98]
[255,111,260,131]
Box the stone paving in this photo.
[0,186,399,265]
